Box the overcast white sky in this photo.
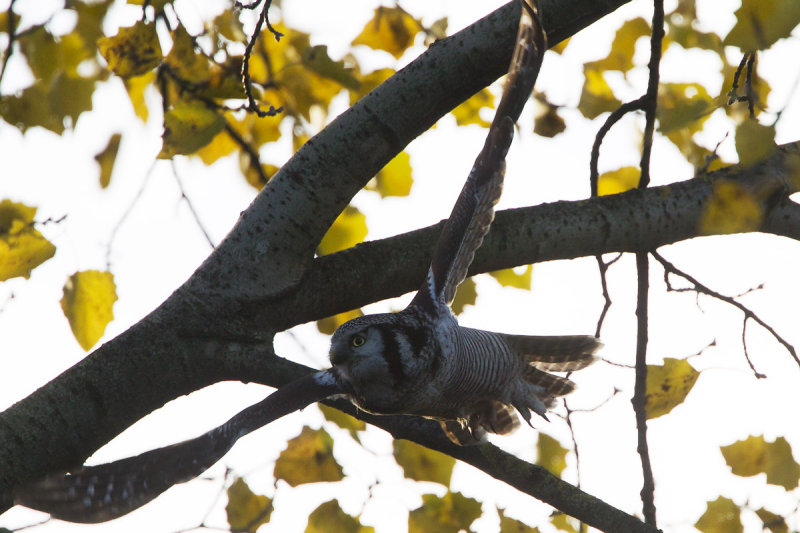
[1,0,800,532]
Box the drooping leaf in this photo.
[408,492,482,533]
[735,120,777,167]
[452,88,495,128]
[489,266,532,290]
[306,499,374,533]
[755,508,789,533]
[532,93,565,138]
[98,20,163,78]
[372,151,413,197]
[274,426,344,487]
[597,167,640,196]
[317,308,363,335]
[302,45,359,90]
[537,433,568,477]
[159,100,226,158]
[699,180,763,235]
[393,439,455,486]
[225,478,272,533]
[584,17,650,73]
[450,277,477,316]
[95,133,122,188]
[317,206,367,256]
[721,435,800,490]
[60,270,118,351]
[352,7,420,59]
[578,68,621,119]
[724,0,800,50]
[644,357,699,419]
[0,200,56,281]
[319,404,366,439]
[695,497,743,533]
[498,508,540,533]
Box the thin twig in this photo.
[653,250,798,368]
[223,121,270,186]
[171,161,216,249]
[594,253,622,337]
[0,0,18,89]
[240,0,284,117]
[741,318,767,379]
[106,160,158,270]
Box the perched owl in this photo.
[14,0,597,522]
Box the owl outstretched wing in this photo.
[14,371,341,523]
[410,0,546,313]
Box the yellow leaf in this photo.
[60,270,117,351]
[352,7,420,59]
[302,45,359,90]
[306,499,374,533]
[695,497,743,533]
[127,0,171,11]
[317,308,363,335]
[317,206,367,256]
[0,82,63,133]
[699,180,763,235]
[349,67,394,105]
[319,404,366,436]
[279,64,343,121]
[550,513,579,533]
[724,0,800,50]
[159,100,226,158]
[225,478,272,533]
[123,70,153,122]
[0,200,56,281]
[48,73,96,126]
[211,10,246,42]
[165,26,210,84]
[735,121,777,167]
[549,37,569,55]
[584,17,650,72]
[537,433,568,477]
[644,357,699,419]
[450,277,477,316]
[95,133,122,188]
[393,439,455,486]
[452,88,495,128]
[274,426,344,487]
[489,266,532,290]
[498,508,540,533]
[409,492,482,533]
[241,162,280,190]
[98,20,163,78]
[373,151,413,197]
[578,68,621,119]
[195,128,238,166]
[533,98,566,138]
[721,435,800,490]
[597,167,640,196]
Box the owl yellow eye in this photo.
[351,334,366,347]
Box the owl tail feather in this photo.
[14,370,341,524]
[499,333,600,371]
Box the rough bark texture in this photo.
[1,0,799,530]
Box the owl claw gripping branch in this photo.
[14,0,599,523]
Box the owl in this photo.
[14,0,597,522]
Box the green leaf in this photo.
[498,508,540,533]
[735,121,777,167]
[695,497,743,533]
[352,7,420,59]
[95,133,122,189]
[721,435,800,490]
[537,433,568,478]
[724,0,800,50]
[225,478,272,533]
[0,200,56,281]
[274,426,344,487]
[699,180,763,235]
[644,357,699,419]
[306,500,374,533]
[657,82,713,135]
[755,508,789,533]
[578,68,621,119]
[597,167,640,196]
[159,100,226,158]
[98,20,163,78]
[408,492,482,533]
[61,270,118,351]
[317,206,368,255]
[393,439,455,486]
[302,45,360,90]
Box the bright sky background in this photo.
[1,0,800,532]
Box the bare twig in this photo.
[239,0,284,117]
[171,161,217,249]
[653,250,798,369]
[106,160,158,270]
[223,121,270,187]
[727,52,757,118]
[594,253,622,338]
[0,0,18,89]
